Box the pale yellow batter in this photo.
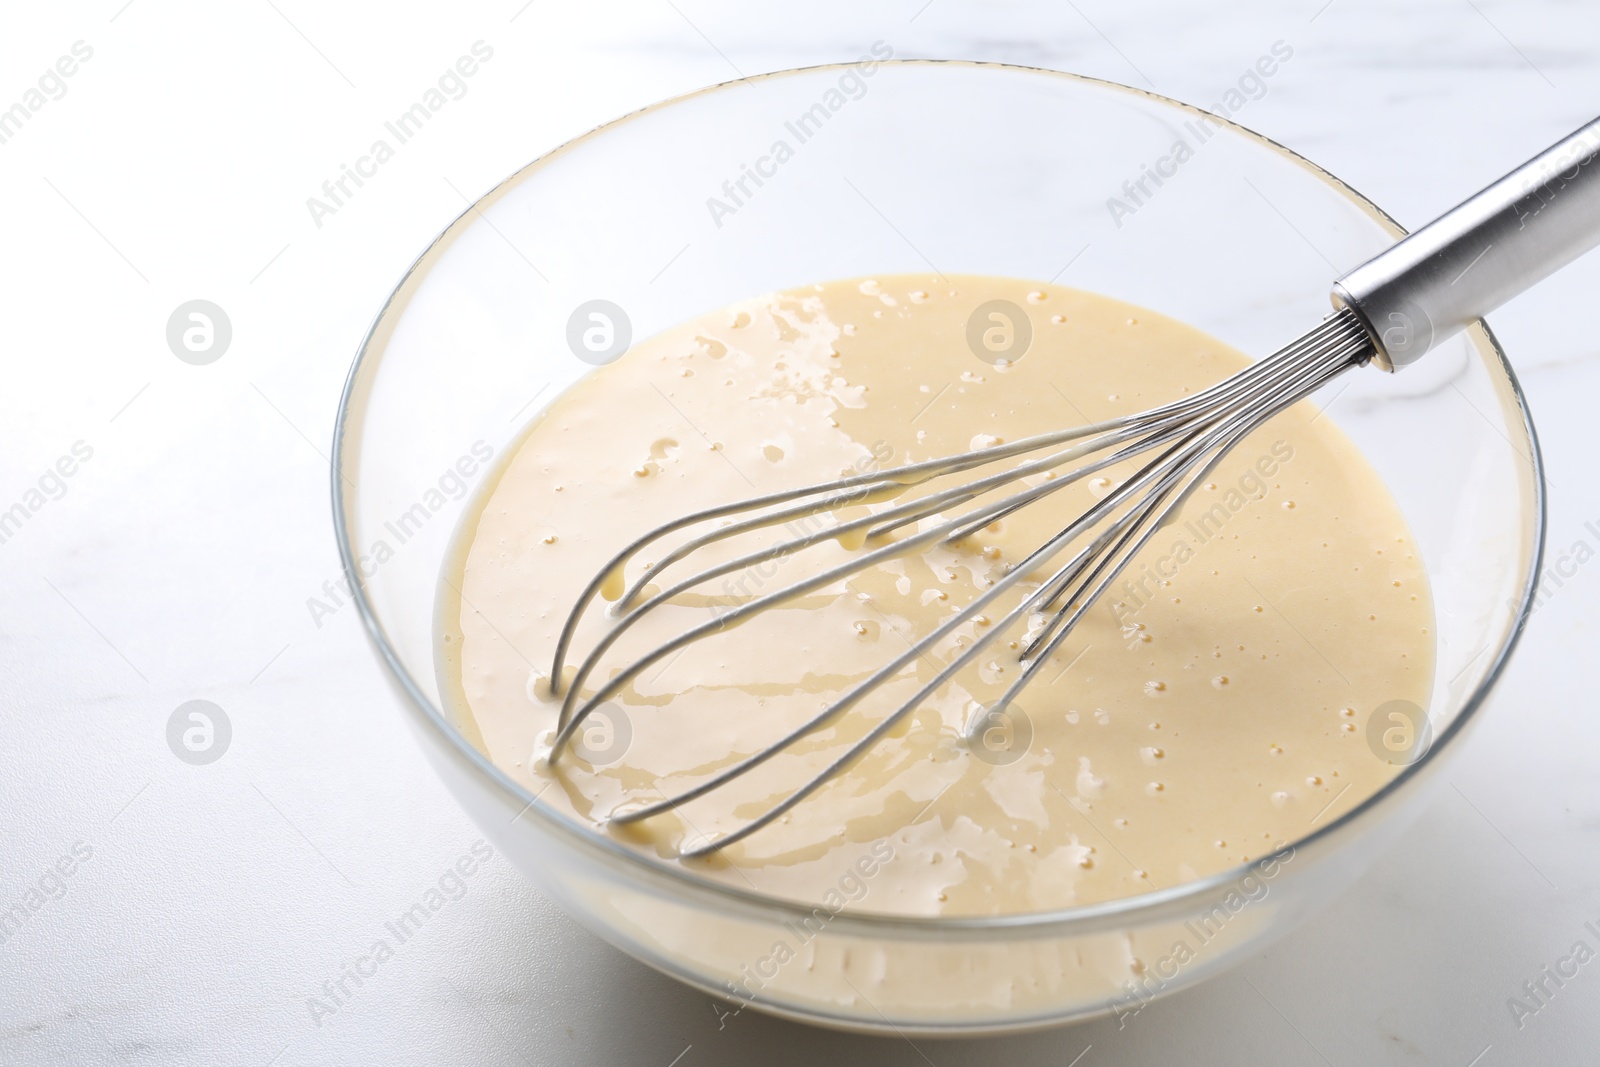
[437,276,1433,917]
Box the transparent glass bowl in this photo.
[332,61,1544,1035]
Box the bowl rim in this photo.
[331,58,1547,937]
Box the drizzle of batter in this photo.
[436,276,1434,917]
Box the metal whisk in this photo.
[548,115,1600,858]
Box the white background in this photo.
[2,1,1598,1064]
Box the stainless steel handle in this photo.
[1333,116,1600,370]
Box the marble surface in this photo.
[2,1,1598,1063]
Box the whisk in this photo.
[548,116,1600,858]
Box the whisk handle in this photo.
[1333,115,1600,371]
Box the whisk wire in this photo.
[548,310,1373,858]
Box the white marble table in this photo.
[2,1,1598,1063]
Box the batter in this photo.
[436,276,1433,917]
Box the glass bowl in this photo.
[332,60,1544,1035]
